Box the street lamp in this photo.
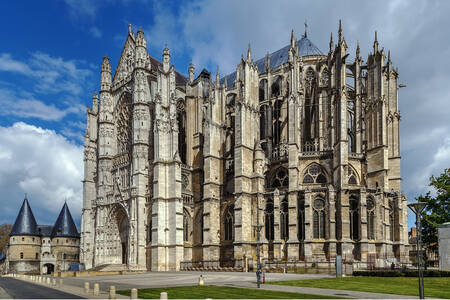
[407,201,427,299]
[253,224,263,288]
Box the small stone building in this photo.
[6,197,80,274]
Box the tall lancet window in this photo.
[297,193,305,241]
[260,105,267,140]
[177,100,187,164]
[349,195,360,240]
[348,101,356,153]
[259,79,268,101]
[265,197,275,241]
[367,197,375,240]
[304,68,318,144]
[280,197,289,240]
[183,209,190,242]
[272,100,282,146]
[224,205,234,241]
[271,76,282,98]
[313,197,326,239]
[389,201,395,241]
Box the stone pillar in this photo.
[327,186,337,258]
[272,189,282,259]
[303,189,313,260]
[359,188,368,263]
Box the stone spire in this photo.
[100,56,111,91]
[136,27,146,48]
[356,40,360,59]
[247,43,252,62]
[329,32,334,52]
[216,65,220,85]
[291,29,296,47]
[92,92,98,113]
[338,19,343,43]
[304,20,308,37]
[265,52,270,72]
[163,45,170,72]
[373,31,379,53]
[188,60,195,83]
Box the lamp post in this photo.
[253,224,263,288]
[407,201,427,299]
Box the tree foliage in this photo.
[416,168,450,250]
[0,224,12,254]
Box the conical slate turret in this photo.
[51,202,79,238]
[10,197,39,236]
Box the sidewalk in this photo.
[0,286,10,299]
[4,274,130,299]
[223,281,422,299]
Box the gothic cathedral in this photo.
[81,22,409,271]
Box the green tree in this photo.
[0,224,12,255]
[416,168,450,251]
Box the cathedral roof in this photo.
[10,197,39,236]
[51,202,79,238]
[221,34,324,87]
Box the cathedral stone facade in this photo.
[81,22,409,271]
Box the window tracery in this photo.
[116,93,132,154]
[271,167,289,188]
[320,68,329,86]
[350,195,359,240]
[313,197,326,239]
[367,197,375,240]
[265,197,274,241]
[224,205,234,241]
[271,76,282,97]
[348,167,358,185]
[259,79,268,101]
[177,100,187,164]
[280,197,289,240]
[348,100,356,153]
[302,164,327,184]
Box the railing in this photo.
[272,143,288,161]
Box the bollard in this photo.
[109,286,116,299]
[52,279,56,286]
[93,283,100,296]
[84,282,90,294]
[160,292,168,300]
[198,275,204,286]
[47,277,51,285]
[59,279,63,287]
[130,288,138,299]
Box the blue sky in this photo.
[0,0,449,230]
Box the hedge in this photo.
[353,270,450,277]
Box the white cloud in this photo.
[0,88,84,121]
[0,52,92,96]
[0,122,83,225]
[90,26,103,38]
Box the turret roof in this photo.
[51,202,79,238]
[10,197,39,236]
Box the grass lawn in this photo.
[117,285,339,299]
[268,276,450,299]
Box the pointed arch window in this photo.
[302,164,327,184]
[297,194,305,241]
[367,197,375,240]
[183,209,190,242]
[265,197,274,241]
[313,197,326,239]
[271,167,289,188]
[348,101,356,153]
[271,76,282,97]
[280,197,289,240]
[389,201,394,241]
[259,79,268,101]
[177,100,187,164]
[348,167,358,185]
[224,205,234,241]
[350,195,360,241]
[260,105,267,139]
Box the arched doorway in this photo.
[118,214,129,265]
[44,263,54,274]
